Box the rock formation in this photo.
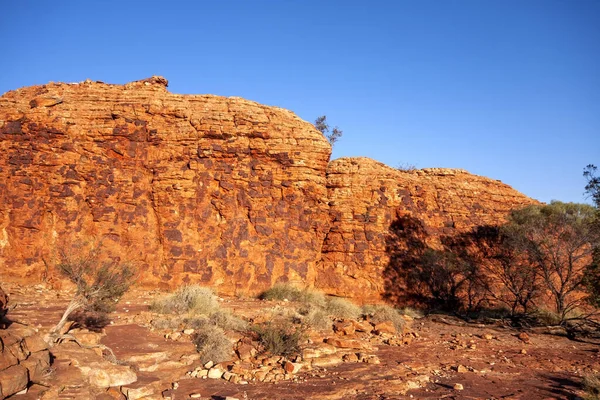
[0,77,331,294]
[318,158,535,301]
[0,77,536,300]
[0,292,51,398]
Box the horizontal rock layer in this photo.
[0,78,536,300]
[317,158,535,301]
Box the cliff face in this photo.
[318,158,536,301]
[0,78,536,299]
[0,77,331,294]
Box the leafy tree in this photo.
[583,164,600,308]
[314,115,343,146]
[504,202,599,323]
[584,164,600,208]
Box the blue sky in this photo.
[1,0,598,203]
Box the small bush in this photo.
[584,374,600,400]
[324,297,361,320]
[253,320,304,357]
[531,308,562,326]
[192,325,232,364]
[151,285,219,315]
[260,284,326,307]
[297,304,331,331]
[363,304,406,333]
[209,310,248,331]
[398,307,424,319]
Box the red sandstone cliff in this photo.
[0,78,537,299]
[317,158,536,300]
[0,77,331,294]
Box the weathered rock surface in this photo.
[0,77,331,294]
[0,78,536,299]
[317,158,535,300]
[0,324,50,398]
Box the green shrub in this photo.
[324,297,361,320]
[363,304,406,332]
[192,325,232,364]
[252,320,304,357]
[584,374,600,400]
[151,285,219,315]
[260,284,326,307]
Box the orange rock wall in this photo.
[0,78,536,299]
[317,158,536,301]
[0,78,331,294]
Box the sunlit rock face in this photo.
[0,77,331,294]
[0,77,535,299]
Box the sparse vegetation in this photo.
[192,324,233,364]
[314,115,343,147]
[396,162,418,172]
[151,285,219,316]
[362,304,406,333]
[252,319,304,357]
[260,284,326,307]
[48,240,136,344]
[324,297,362,320]
[583,374,600,400]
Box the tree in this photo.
[503,202,599,323]
[584,164,600,208]
[583,164,600,308]
[46,240,136,346]
[314,115,343,147]
[460,226,540,316]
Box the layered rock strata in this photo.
[0,78,536,299]
[0,77,331,294]
[317,158,535,300]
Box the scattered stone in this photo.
[520,349,527,354]
[518,332,531,344]
[183,328,195,335]
[454,365,468,373]
[207,367,225,379]
[373,321,397,335]
[204,361,214,369]
[482,333,494,340]
[333,320,355,336]
[453,383,464,390]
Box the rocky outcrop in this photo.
[0,324,51,398]
[317,158,536,300]
[0,78,537,300]
[0,77,331,294]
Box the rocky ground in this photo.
[2,283,599,400]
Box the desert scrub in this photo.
[209,310,248,331]
[192,324,232,364]
[324,297,362,320]
[260,284,326,307]
[584,374,600,400]
[398,307,424,319]
[150,285,219,315]
[296,304,331,330]
[363,304,406,332]
[252,319,304,357]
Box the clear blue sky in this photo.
[1,1,598,203]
